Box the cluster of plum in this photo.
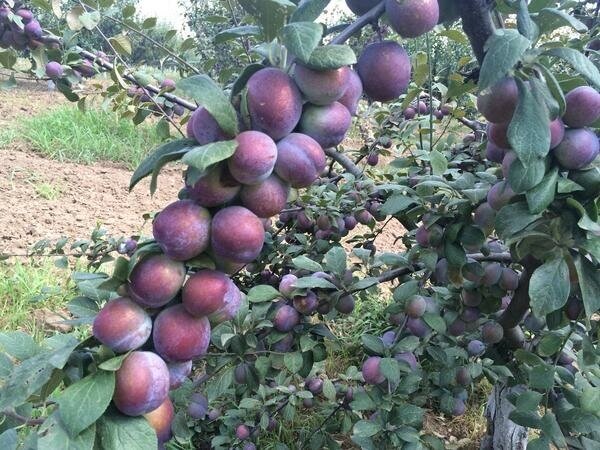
[126,79,186,118]
[0,4,42,50]
[480,76,600,208]
[402,99,452,121]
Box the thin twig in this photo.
[1,409,46,426]
[330,2,386,45]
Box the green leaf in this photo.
[181,140,237,173]
[177,75,239,136]
[535,64,566,116]
[129,139,195,191]
[282,22,323,63]
[543,47,600,90]
[247,285,280,303]
[58,370,115,437]
[509,158,547,193]
[0,353,54,409]
[526,167,558,214]
[292,255,323,272]
[516,0,537,40]
[574,255,600,317]
[0,331,40,360]
[380,358,400,385]
[109,34,132,56]
[495,202,541,239]
[516,391,543,410]
[529,257,570,317]
[294,276,337,290]
[141,17,156,29]
[350,391,376,411]
[97,413,157,450]
[536,8,588,34]
[238,0,297,41]
[231,63,264,98]
[214,25,261,44]
[306,45,357,70]
[98,354,128,371]
[324,246,346,276]
[291,0,330,22]
[381,194,417,215]
[479,29,530,91]
[353,420,381,438]
[284,352,303,373]
[580,387,600,416]
[423,313,446,333]
[38,412,96,450]
[437,29,468,45]
[362,335,385,355]
[122,5,135,18]
[508,78,550,168]
[430,150,447,176]
[79,11,100,30]
[529,364,555,390]
[537,333,563,357]
[0,429,16,450]
[540,412,566,448]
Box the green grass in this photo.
[12,106,164,169]
[0,259,77,339]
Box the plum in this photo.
[188,392,208,419]
[356,41,411,102]
[128,254,186,308]
[355,210,374,226]
[24,19,42,39]
[298,102,352,148]
[16,9,33,23]
[549,118,565,149]
[482,321,504,344]
[362,356,385,384]
[240,174,290,218]
[452,398,466,416]
[345,0,381,15]
[293,291,319,315]
[501,150,517,178]
[211,206,265,263]
[246,68,302,140]
[144,397,174,443]
[153,305,211,362]
[188,107,229,145]
[344,215,358,230]
[473,202,496,234]
[279,274,298,297]
[336,294,355,314]
[113,351,170,416]
[167,360,192,390]
[186,163,240,208]
[228,130,278,185]
[467,339,485,356]
[234,363,249,384]
[160,78,176,91]
[386,0,439,38]
[394,352,418,370]
[448,319,466,336]
[553,128,599,170]
[236,424,250,440]
[461,289,482,307]
[455,367,471,386]
[415,224,443,247]
[182,269,240,317]
[275,133,326,188]
[482,262,503,287]
[273,304,300,332]
[477,77,518,124]
[563,86,600,128]
[272,332,294,352]
[403,107,416,120]
[405,295,427,318]
[499,268,519,291]
[486,141,507,163]
[45,61,63,78]
[487,122,511,149]
[406,317,430,337]
[306,377,323,394]
[461,307,480,323]
[338,67,363,115]
[487,181,515,211]
[153,200,211,261]
[381,331,396,347]
[293,64,349,105]
[93,297,151,352]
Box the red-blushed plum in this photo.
[482,262,503,287]
[182,269,239,317]
[128,254,186,308]
[273,304,300,332]
[416,101,428,114]
[563,86,600,128]
[553,128,600,170]
[407,317,430,337]
[153,200,211,261]
[246,68,303,140]
[160,78,176,91]
[243,443,257,450]
[367,153,379,166]
[279,274,298,297]
[144,397,174,443]
[228,131,278,185]
[336,294,355,314]
[362,356,385,385]
[473,202,496,234]
[45,61,63,78]
[298,102,352,148]
[275,133,326,188]
[394,352,418,370]
[549,118,565,149]
[236,424,250,440]
[345,0,381,15]
[167,360,192,390]
[385,0,439,38]
[293,64,349,105]
[92,297,151,352]
[356,41,411,102]
[75,59,96,78]
[207,284,243,324]
[338,67,363,115]
[211,206,265,263]
[185,163,240,208]
[153,305,211,362]
[293,291,318,315]
[487,122,511,149]
[487,181,515,211]
[501,151,517,178]
[113,351,170,416]
[405,295,427,318]
[188,107,229,145]
[477,77,518,124]
[403,107,416,120]
[485,141,507,163]
[482,321,504,344]
[415,224,443,247]
[240,175,290,218]
[499,268,519,291]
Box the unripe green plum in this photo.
[356,41,411,102]
[553,128,599,170]
[293,64,349,105]
[386,0,439,38]
[113,351,170,416]
[477,77,518,124]
[563,86,600,128]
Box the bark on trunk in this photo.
[480,383,528,450]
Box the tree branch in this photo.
[324,148,362,177]
[498,255,540,330]
[330,2,386,45]
[457,0,495,66]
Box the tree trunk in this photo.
[480,383,528,450]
